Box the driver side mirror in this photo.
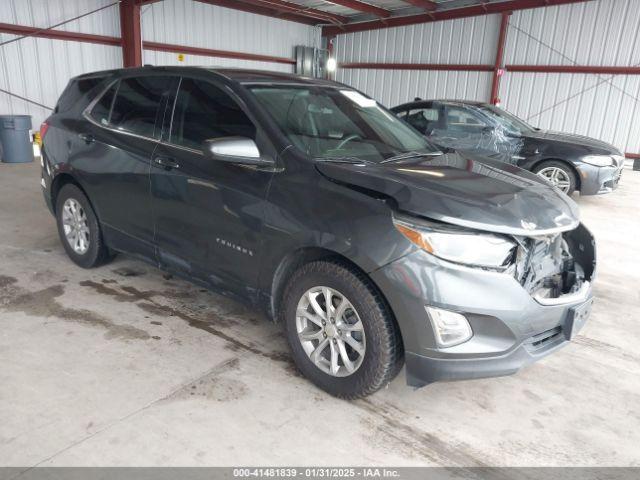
[203,137,274,166]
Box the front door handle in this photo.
[78,133,95,144]
[154,156,180,170]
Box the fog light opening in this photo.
[426,306,473,348]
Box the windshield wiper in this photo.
[381,150,443,164]
[314,156,373,165]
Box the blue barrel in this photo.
[0,115,33,163]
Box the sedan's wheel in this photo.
[296,286,366,377]
[282,261,403,399]
[61,198,91,255]
[534,161,577,195]
[55,184,113,269]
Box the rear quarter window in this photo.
[56,76,107,113]
[88,76,175,139]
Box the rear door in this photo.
[74,75,176,260]
[150,76,275,299]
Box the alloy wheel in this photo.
[537,166,571,193]
[295,286,366,377]
[61,198,90,255]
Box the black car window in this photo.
[108,76,174,139]
[57,76,107,113]
[89,82,117,126]
[445,106,487,133]
[170,78,256,150]
[405,107,442,135]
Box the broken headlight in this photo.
[393,215,517,270]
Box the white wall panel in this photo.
[141,0,320,72]
[0,34,122,129]
[338,68,493,108]
[143,50,293,73]
[500,0,640,153]
[504,0,640,67]
[334,14,500,106]
[0,0,120,36]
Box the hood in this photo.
[316,152,580,236]
[523,129,621,154]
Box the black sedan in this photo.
[391,99,625,195]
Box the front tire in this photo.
[533,160,577,195]
[55,184,113,268]
[281,261,403,399]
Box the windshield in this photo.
[476,105,535,135]
[248,86,439,163]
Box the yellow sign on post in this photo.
[177,53,185,62]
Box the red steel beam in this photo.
[490,11,511,104]
[401,0,437,11]
[323,0,592,35]
[0,22,295,65]
[120,0,142,67]
[506,65,640,75]
[195,0,319,25]
[323,0,391,18]
[143,40,296,64]
[236,0,349,24]
[0,21,120,46]
[339,62,493,71]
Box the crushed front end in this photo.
[370,222,596,387]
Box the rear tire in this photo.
[281,260,403,399]
[533,160,577,195]
[55,184,113,269]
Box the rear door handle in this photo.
[154,156,180,170]
[78,133,95,144]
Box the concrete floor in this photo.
[0,160,639,467]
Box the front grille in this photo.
[527,326,563,352]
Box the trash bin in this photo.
[0,115,33,163]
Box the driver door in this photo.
[150,76,275,299]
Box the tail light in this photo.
[38,122,49,146]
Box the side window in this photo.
[405,107,442,135]
[170,78,256,150]
[109,76,174,139]
[394,109,408,120]
[89,83,117,126]
[56,76,107,113]
[446,106,487,133]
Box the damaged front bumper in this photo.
[371,223,596,387]
[577,162,624,195]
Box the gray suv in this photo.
[40,67,596,398]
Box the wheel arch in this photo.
[532,158,581,191]
[269,247,402,344]
[50,172,87,214]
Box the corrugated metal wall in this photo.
[334,0,640,154]
[141,0,320,71]
[334,15,500,107]
[0,0,320,129]
[501,0,640,154]
[0,0,122,129]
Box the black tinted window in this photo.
[170,78,255,150]
[406,108,442,134]
[89,83,117,126]
[108,76,173,138]
[57,76,106,113]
